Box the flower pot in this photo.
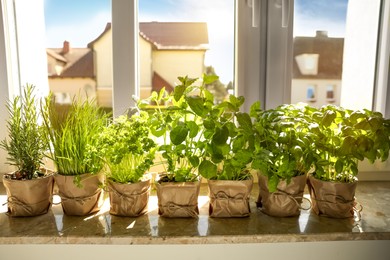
[307,175,358,218]
[257,174,308,217]
[3,173,54,217]
[107,178,151,217]
[54,173,104,216]
[156,180,200,218]
[208,179,253,218]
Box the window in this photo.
[0,0,389,173]
[306,85,316,102]
[326,84,336,102]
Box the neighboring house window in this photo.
[306,85,316,102]
[326,84,336,102]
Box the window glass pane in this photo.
[138,0,235,102]
[44,0,112,110]
[292,0,348,107]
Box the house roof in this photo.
[139,22,209,50]
[293,31,344,79]
[47,46,94,78]
[88,22,209,50]
[48,22,209,79]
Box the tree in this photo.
[204,66,228,103]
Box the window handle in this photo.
[281,0,290,28]
[247,0,260,27]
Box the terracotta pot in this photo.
[208,179,253,218]
[156,180,200,218]
[3,173,54,217]
[107,178,150,217]
[54,173,104,216]
[307,175,358,218]
[257,174,308,217]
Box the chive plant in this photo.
[41,95,108,179]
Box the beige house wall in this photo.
[153,50,205,87]
[48,78,96,103]
[139,37,152,91]
[291,79,341,107]
[93,30,113,89]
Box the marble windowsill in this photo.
[0,181,389,245]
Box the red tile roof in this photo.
[88,22,209,50]
[139,22,209,50]
[47,47,94,78]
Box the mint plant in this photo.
[138,74,218,182]
[198,95,254,180]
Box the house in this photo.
[46,41,96,104]
[291,30,344,107]
[47,22,209,107]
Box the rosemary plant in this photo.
[0,84,47,180]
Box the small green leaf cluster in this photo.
[250,103,317,191]
[41,95,109,179]
[89,112,156,184]
[0,85,47,180]
[309,105,390,182]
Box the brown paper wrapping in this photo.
[208,179,253,218]
[108,179,150,217]
[3,173,54,217]
[257,174,307,217]
[307,175,357,218]
[54,173,104,216]
[156,181,200,218]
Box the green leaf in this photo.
[250,101,261,117]
[236,112,253,134]
[322,110,336,127]
[268,175,279,192]
[198,160,217,179]
[203,118,215,130]
[203,74,219,85]
[189,156,200,168]
[335,159,344,173]
[212,125,229,145]
[186,121,199,138]
[173,84,186,102]
[170,125,188,145]
[186,96,205,117]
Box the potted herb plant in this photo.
[1,84,54,217]
[198,94,254,218]
[307,104,390,218]
[41,95,108,216]
[250,103,315,217]
[89,112,156,217]
[138,75,213,218]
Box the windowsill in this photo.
[0,181,389,245]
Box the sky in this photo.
[44,0,348,84]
